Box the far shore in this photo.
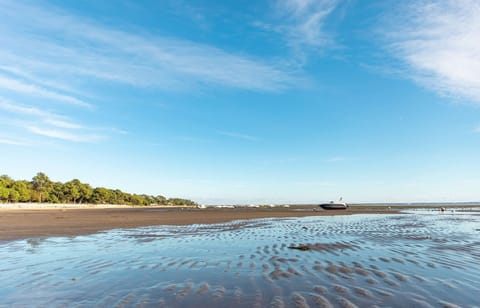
[0,205,397,241]
[0,203,193,210]
[1,204,478,241]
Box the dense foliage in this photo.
[0,172,197,206]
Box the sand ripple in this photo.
[1,211,480,307]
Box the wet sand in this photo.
[1,209,479,307]
[0,206,396,241]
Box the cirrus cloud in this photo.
[0,0,299,93]
[384,0,480,104]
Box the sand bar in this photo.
[0,206,398,241]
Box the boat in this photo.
[319,198,349,210]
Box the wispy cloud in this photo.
[26,126,104,143]
[0,75,92,108]
[43,118,84,130]
[0,1,306,145]
[0,97,55,118]
[0,65,85,96]
[0,98,108,143]
[0,97,82,128]
[383,0,480,103]
[0,138,28,146]
[277,0,338,48]
[255,0,339,62]
[218,131,259,141]
[0,0,297,92]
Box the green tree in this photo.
[8,189,20,203]
[77,182,93,204]
[0,172,197,206]
[0,175,13,187]
[129,194,146,206]
[167,198,197,206]
[48,182,65,203]
[155,195,167,205]
[64,179,81,204]
[0,175,11,203]
[32,172,51,203]
[0,186,9,203]
[12,181,32,202]
[91,187,113,204]
[112,189,129,204]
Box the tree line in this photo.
[0,172,197,206]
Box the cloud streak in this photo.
[0,97,55,118]
[0,0,297,92]
[0,1,307,145]
[7,0,304,144]
[0,138,28,146]
[383,0,480,103]
[26,126,104,143]
[252,0,339,63]
[0,97,107,143]
[0,75,91,108]
[277,0,338,48]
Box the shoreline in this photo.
[0,206,399,241]
[0,203,188,210]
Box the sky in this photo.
[1,0,480,204]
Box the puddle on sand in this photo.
[1,211,479,307]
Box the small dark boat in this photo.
[319,200,349,210]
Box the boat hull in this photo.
[319,203,348,210]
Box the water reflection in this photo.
[1,211,479,307]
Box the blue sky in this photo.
[1,0,480,204]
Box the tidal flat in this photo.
[1,210,479,307]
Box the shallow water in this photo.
[1,210,480,307]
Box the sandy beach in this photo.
[0,206,397,241]
[2,208,479,307]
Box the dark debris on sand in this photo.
[288,245,311,251]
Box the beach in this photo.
[0,206,396,241]
[1,208,479,307]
